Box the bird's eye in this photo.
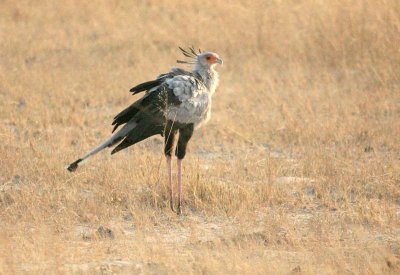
[206,56,211,60]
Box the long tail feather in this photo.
[67,121,137,172]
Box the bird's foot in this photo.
[176,203,182,215]
[170,201,175,213]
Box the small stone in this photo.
[97,226,114,239]
[24,56,36,65]
[364,146,374,153]
[12,175,22,184]
[291,265,301,273]
[0,193,14,205]
[304,186,315,196]
[123,213,133,221]
[17,98,26,110]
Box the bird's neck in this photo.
[194,66,219,94]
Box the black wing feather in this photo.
[112,84,181,133]
[129,79,163,95]
[111,120,163,155]
[111,86,182,153]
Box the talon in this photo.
[177,204,182,215]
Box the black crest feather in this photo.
[178,46,202,65]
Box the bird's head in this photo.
[197,52,223,68]
[177,47,223,70]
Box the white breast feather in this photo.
[165,76,211,126]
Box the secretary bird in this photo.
[67,47,223,214]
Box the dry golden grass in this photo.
[1,0,399,273]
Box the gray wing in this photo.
[129,67,198,95]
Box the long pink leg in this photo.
[167,156,174,212]
[177,159,183,215]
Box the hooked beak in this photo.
[216,57,223,65]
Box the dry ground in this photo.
[1,0,400,274]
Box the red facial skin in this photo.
[205,54,217,65]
